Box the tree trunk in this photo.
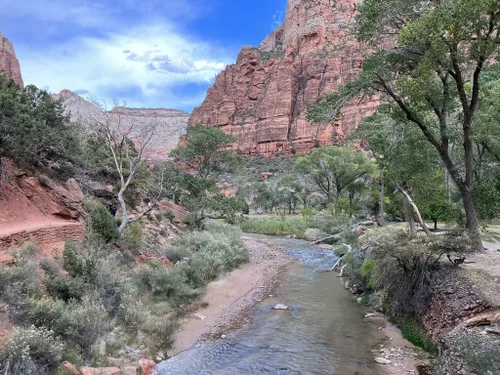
[407,204,417,235]
[462,187,483,251]
[117,189,128,234]
[397,184,432,236]
[379,172,386,226]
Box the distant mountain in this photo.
[53,90,189,161]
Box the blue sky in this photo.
[0,0,287,112]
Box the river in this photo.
[158,235,387,375]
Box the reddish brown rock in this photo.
[0,32,23,87]
[0,254,16,267]
[138,358,158,375]
[189,0,380,157]
[157,201,189,224]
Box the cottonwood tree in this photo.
[293,145,375,205]
[308,0,500,250]
[85,99,164,234]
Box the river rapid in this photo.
[158,235,386,375]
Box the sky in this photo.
[0,0,288,112]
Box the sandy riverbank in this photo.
[169,236,294,356]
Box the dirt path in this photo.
[169,237,293,356]
[0,220,83,254]
[463,241,500,307]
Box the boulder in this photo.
[0,253,16,267]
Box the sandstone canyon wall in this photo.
[0,32,23,87]
[189,0,379,156]
[54,90,189,161]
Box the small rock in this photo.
[139,358,158,375]
[375,357,392,365]
[193,313,207,320]
[486,328,500,335]
[273,304,289,310]
[221,334,227,339]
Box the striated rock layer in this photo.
[0,32,23,87]
[54,90,189,161]
[189,0,380,156]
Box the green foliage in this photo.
[0,325,64,375]
[240,216,309,237]
[87,202,119,244]
[294,146,375,204]
[0,76,82,179]
[393,318,439,355]
[171,124,243,179]
[118,222,144,254]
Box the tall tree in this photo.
[294,145,374,205]
[308,0,500,250]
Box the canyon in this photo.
[189,0,380,157]
[0,32,23,88]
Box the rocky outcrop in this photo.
[0,32,23,87]
[54,90,189,161]
[188,0,380,156]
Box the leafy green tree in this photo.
[294,146,375,205]
[0,77,81,180]
[308,0,500,249]
[169,125,245,226]
[171,124,243,178]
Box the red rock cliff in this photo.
[188,0,379,156]
[0,32,23,87]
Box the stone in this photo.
[98,339,107,357]
[138,358,158,375]
[193,313,207,320]
[374,357,392,365]
[0,32,23,87]
[188,0,382,157]
[273,304,289,310]
[0,253,16,267]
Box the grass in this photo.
[389,317,439,356]
[240,216,309,238]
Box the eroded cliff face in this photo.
[189,0,379,156]
[0,32,23,87]
[54,90,189,161]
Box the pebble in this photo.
[375,357,392,365]
[273,304,289,310]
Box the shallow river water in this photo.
[158,235,385,375]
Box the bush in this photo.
[240,216,308,237]
[118,222,143,254]
[87,202,119,244]
[395,318,439,355]
[304,228,328,241]
[368,232,471,319]
[0,325,64,375]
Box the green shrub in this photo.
[240,216,308,237]
[118,222,143,254]
[87,202,119,244]
[398,319,439,355]
[0,325,64,375]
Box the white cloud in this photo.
[16,23,231,110]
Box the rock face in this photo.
[189,0,380,156]
[0,32,23,87]
[54,90,189,161]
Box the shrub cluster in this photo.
[0,221,247,374]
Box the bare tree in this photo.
[84,98,164,234]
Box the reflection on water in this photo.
[158,235,383,375]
